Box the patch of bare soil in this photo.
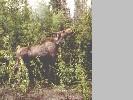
[0,87,83,100]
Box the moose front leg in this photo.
[48,56,57,84]
[14,57,20,74]
[23,57,35,86]
[39,56,56,84]
[39,56,49,81]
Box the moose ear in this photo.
[58,33,62,38]
[52,33,57,37]
[16,45,21,50]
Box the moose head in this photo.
[53,28,73,44]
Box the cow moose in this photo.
[14,28,73,84]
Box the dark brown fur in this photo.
[14,28,73,84]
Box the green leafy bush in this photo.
[0,0,92,99]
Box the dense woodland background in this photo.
[0,0,92,99]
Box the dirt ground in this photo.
[0,87,83,100]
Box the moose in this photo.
[14,28,73,84]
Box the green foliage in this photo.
[0,0,92,99]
